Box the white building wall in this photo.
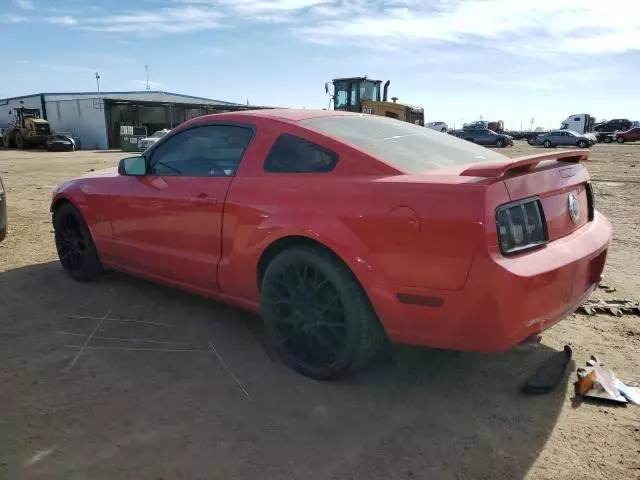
[0,95,43,128]
[45,98,108,149]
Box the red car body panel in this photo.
[51,110,612,353]
[616,127,640,142]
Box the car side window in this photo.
[263,134,338,173]
[149,125,253,177]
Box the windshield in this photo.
[151,130,167,138]
[300,115,507,173]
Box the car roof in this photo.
[198,108,357,123]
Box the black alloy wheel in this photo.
[261,246,385,380]
[54,203,103,281]
[543,139,552,148]
[496,138,505,148]
[577,140,587,148]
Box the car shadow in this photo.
[0,261,568,480]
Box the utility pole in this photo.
[95,72,100,92]
[145,65,150,90]
[529,117,535,131]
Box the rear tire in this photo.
[15,133,24,149]
[603,136,612,144]
[543,139,552,148]
[616,136,625,143]
[577,140,587,148]
[53,203,103,281]
[260,245,386,380]
[527,137,536,145]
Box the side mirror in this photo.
[118,155,147,176]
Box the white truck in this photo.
[560,114,596,134]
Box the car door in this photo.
[110,123,254,290]
[478,129,493,145]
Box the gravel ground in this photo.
[0,144,638,480]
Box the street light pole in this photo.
[95,72,101,92]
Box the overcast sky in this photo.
[1,0,639,129]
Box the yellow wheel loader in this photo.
[3,107,51,149]
[326,76,424,126]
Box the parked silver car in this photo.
[425,121,448,133]
[0,174,6,242]
[534,130,595,148]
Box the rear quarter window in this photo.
[300,115,506,173]
[264,134,338,173]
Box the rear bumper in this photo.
[374,212,612,352]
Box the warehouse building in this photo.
[0,91,251,149]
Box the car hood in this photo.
[78,166,119,179]
[140,137,160,142]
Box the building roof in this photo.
[203,108,356,122]
[0,90,239,105]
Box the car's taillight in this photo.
[585,181,595,221]
[496,198,548,255]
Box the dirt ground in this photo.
[0,144,638,480]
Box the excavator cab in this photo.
[326,76,424,126]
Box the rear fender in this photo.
[218,207,390,306]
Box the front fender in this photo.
[50,181,89,214]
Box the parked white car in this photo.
[138,129,170,151]
[426,121,448,133]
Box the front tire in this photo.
[603,136,612,143]
[496,138,505,148]
[543,139,552,148]
[577,140,587,148]
[261,245,385,380]
[53,203,103,281]
[616,136,625,143]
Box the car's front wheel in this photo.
[260,245,386,380]
[543,139,552,148]
[496,138,506,148]
[53,203,103,281]
[577,140,588,148]
[616,136,625,143]
[603,136,613,143]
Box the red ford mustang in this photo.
[51,109,612,379]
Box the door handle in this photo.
[189,194,217,206]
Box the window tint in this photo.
[300,115,506,173]
[264,134,338,173]
[149,125,252,177]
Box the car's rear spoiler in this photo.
[460,150,589,178]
